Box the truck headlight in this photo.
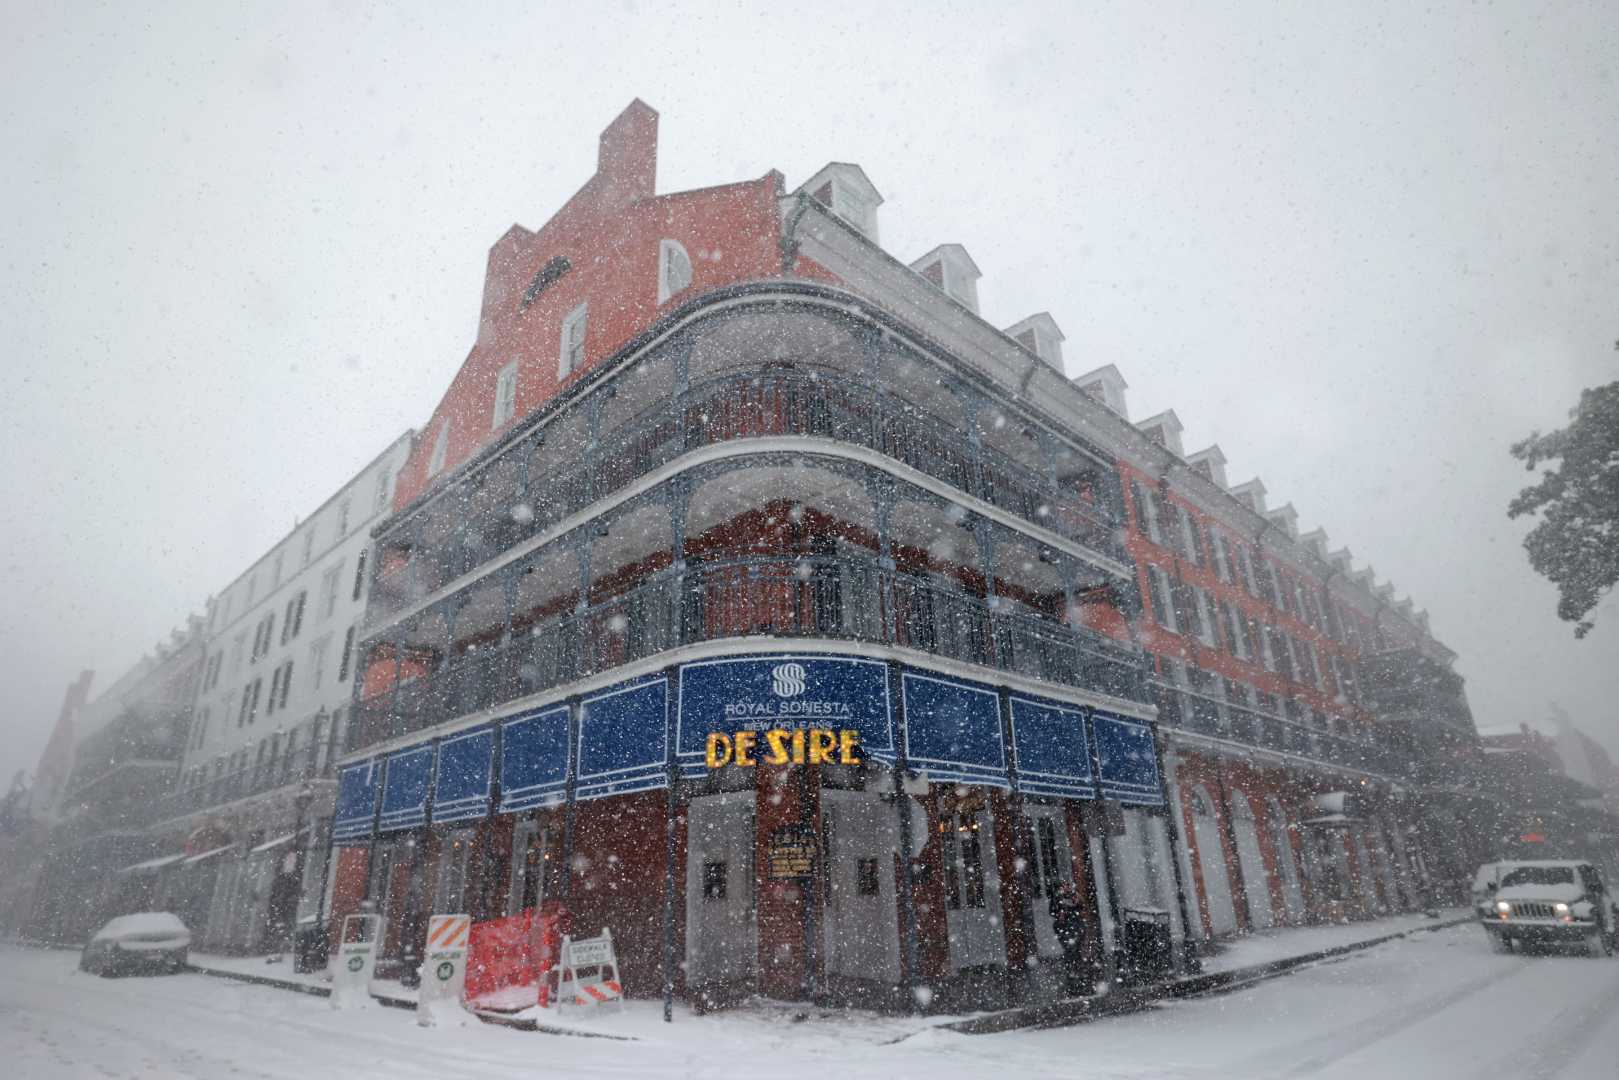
[1554,902,1570,914]
[1496,901,1511,914]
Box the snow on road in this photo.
[5,926,1619,1079]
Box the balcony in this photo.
[156,709,346,823]
[1154,680,1403,779]
[353,551,1148,752]
[370,303,1127,627]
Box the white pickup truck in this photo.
[1476,859,1619,957]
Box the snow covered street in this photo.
[6,926,1619,1078]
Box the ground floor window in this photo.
[941,806,990,910]
[508,819,558,914]
[433,828,476,914]
[1112,807,1183,936]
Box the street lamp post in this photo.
[287,779,315,957]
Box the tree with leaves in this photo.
[1508,364,1619,639]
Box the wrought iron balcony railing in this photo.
[1153,680,1403,779]
[371,367,1124,624]
[354,552,1147,752]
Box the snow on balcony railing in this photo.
[368,363,1125,626]
[353,552,1147,752]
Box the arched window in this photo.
[658,239,692,303]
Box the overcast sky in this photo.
[2,1,1616,788]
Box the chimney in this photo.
[1135,410,1184,456]
[1071,364,1129,419]
[1004,313,1065,371]
[1186,445,1228,487]
[595,99,659,206]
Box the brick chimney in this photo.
[595,99,659,206]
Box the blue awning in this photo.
[675,655,894,776]
[377,746,433,832]
[332,760,381,844]
[432,726,494,825]
[577,677,667,801]
[901,672,1008,789]
[1092,711,1163,805]
[1009,695,1096,799]
[500,705,570,813]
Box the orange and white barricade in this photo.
[417,913,472,1027]
[555,927,624,1013]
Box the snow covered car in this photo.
[79,913,191,976]
[1481,860,1619,956]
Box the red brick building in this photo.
[324,100,1480,1012]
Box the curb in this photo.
[185,960,636,1038]
[184,962,415,1011]
[940,914,1477,1036]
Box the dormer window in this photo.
[1134,410,1185,456]
[657,239,692,304]
[909,244,982,314]
[1072,364,1129,418]
[796,163,883,243]
[829,177,876,238]
[1004,313,1065,371]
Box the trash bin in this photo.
[293,917,328,974]
[1119,907,1174,985]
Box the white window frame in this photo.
[1193,587,1217,646]
[1177,507,1200,565]
[1149,565,1178,632]
[559,302,588,377]
[373,468,392,513]
[310,634,332,692]
[427,420,450,477]
[657,239,693,304]
[830,177,876,237]
[1210,531,1230,583]
[1138,486,1163,545]
[492,361,519,430]
[1225,602,1249,658]
[320,562,344,621]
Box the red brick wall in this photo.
[392,106,789,512]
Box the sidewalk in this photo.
[941,906,1476,1036]
[1197,907,1474,974]
[184,907,1476,1040]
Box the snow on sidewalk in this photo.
[1196,906,1473,974]
[189,950,421,1003]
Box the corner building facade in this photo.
[329,101,1473,1011]
[330,101,1189,1012]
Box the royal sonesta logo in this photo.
[705,662,862,767]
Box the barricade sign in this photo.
[465,908,537,1009]
[417,913,472,1027]
[553,927,624,1013]
[332,913,383,1010]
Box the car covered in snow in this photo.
[79,912,192,976]
[1478,860,1619,956]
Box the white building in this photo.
[165,431,413,952]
